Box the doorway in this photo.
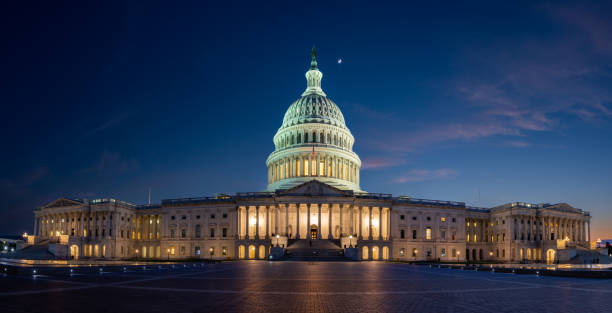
[310,225,318,239]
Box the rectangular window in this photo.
[181,229,186,238]
[170,229,175,238]
[222,246,227,255]
[412,248,417,257]
[180,246,185,255]
[222,228,227,237]
[400,248,405,256]
[400,229,405,239]
[441,231,446,240]
[210,228,215,238]
[452,248,456,257]
[452,231,456,240]
[441,248,446,257]
[426,227,432,240]
[400,215,405,220]
[412,229,417,239]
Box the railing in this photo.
[235,192,275,198]
[395,197,466,207]
[355,192,392,199]
[89,198,136,208]
[162,196,234,205]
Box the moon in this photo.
[337,58,342,64]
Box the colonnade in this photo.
[36,211,116,239]
[237,204,390,241]
[268,153,359,186]
[509,215,590,242]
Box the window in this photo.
[412,229,417,239]
[426,217,431,221]
[412,248,417,257]
[412,216,417,221]
[210,214,215,219]
[180,246,185,255]
[222,228,227,237]
[452,217,456,223]
[441,231,446,240]
[195,246,201,255]
[171,216,176,220]
[222,246,227,255]
[182,216,186,220]
[452,231,456,240]
[400,229,405,239]
[210,228,215,237]
[426,249,432,257]
[502,220,505,224]
[400,248,405,256]
[441,217,446,222]
[195,225,201,238]
[400,215,405,220]
[181,229,186,238]
[196,215,200,219]
[441,248,446,257]
[452,248,456,257]
[223,213,228,218]
[426,227,432,240]
[170,229,175,238]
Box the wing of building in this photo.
[30,49,595,264]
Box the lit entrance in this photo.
[546,249,556,264]
[310,225,318,239]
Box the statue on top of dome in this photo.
[311,46,318,69]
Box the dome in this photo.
[281,94,347,129]
[265,47,362,192]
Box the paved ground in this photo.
[1,261,611,313]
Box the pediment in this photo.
[277,180,353,197]
[43,198,84,209]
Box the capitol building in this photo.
[29,49,595,264]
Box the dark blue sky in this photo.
[2,1,611,239]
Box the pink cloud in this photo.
[393,168,458,183]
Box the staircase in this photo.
[284,239,348,261]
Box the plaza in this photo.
[1,261,612,313]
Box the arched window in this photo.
[297,133,301,144]
[327,133,331,143]
[312,131,316,143]
[320,132,324,143]
[291,135,294,145]
[334,135,337,145]
[305,133,308,143]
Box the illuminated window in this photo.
[426,227,432,240]
[170,246,175,255]
[304,159,309,176]
[319,160,324,176]
[452,248,456,257]
[441,248,446,257]
[412,248,417,257]
[441,217,446,222]
[473,234,477,242]
[137,232,141,240]
[400,248,405,256]
[467,234,470,242]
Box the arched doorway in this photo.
[372,246,379,260]
[310,224,318,240]
[70,245,79,260]
[362,246,369,260]
[382,246,389,260]
[248,245,256,259]
[546,249,556,264]
[258,245,266,259]
[238,245,245,259]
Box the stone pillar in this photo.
[328,204,332,239]
[350,206,354,235]
[358,207,363,239]
[256,206,260,239]
[369,206,373,240]
[265,206,270,239]
[296,205,300,239]
[275,206,279,236]
[317,204,321,239]
[588,221,591,242]
[307,204,311,238]
[339,204,343,238]
[285,205,289,236]
[236,207,240,239]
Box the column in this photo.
[255,206,259,239]
[358,207,363,239]
[285,204,289,236]
[369,206,373,240]
[588,221,591,242]
[339,204,343,237]
[317,204,322,239]
[275,206,279,235]
[307,204,311,237]
[296,205,300,239]
[350,206,354,235]
[236,207,240,239]
[265,206,270,239]
[328,204,332,239]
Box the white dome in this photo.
[266,48,361,192]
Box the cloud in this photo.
[361,157,406,170]
[503,140,532,148]
[81,112,131,138]
[393,168,458,183]
[79,151,139,174]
